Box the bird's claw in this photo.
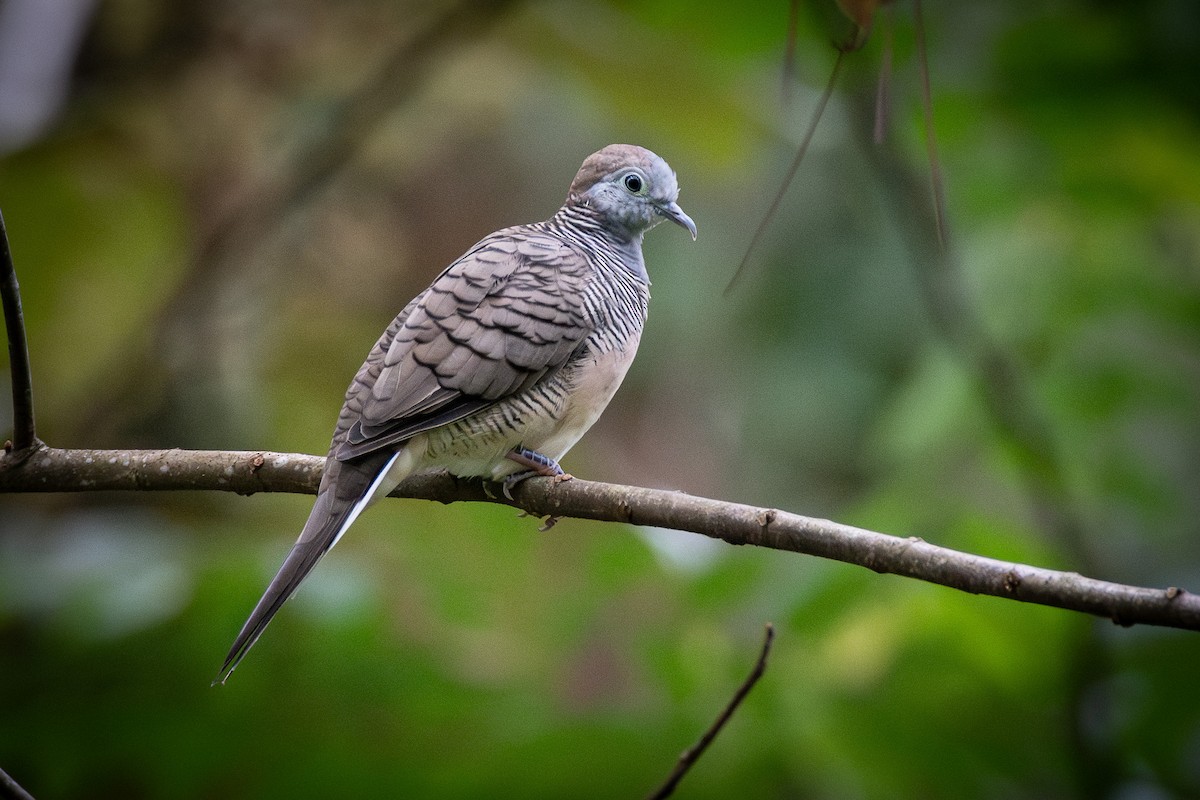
[501,471,535,501]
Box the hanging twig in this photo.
[873,3,894,144]
[912,0,948,248]
[781,0,801,107]
[725,47,848,295]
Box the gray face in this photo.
[591,162,673,232]
[571,145,697,242]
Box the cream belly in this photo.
[527,339,641,467]
[373,338,641,493]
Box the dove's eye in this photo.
[623,173,644,194]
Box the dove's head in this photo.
[567,144,697,242]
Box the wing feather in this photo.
[334,227,591,462]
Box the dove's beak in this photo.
[659,201,697,240]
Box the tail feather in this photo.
[213,451,402,685]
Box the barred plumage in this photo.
[215,144,695,683]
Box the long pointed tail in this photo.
[213,451,401,685]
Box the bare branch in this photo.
[0,766,35,800]
[0,209,38,454]
[2,445,1197,632]
[0,447,323,495]
[647,623,775,800]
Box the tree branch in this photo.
[647,623,775,800]
[1,445,1197,632]
[0,210,38,454]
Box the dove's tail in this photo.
[213,450,404,685]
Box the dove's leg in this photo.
[502,447,572,500]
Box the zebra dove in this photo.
[215,144,695,683]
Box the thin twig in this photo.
[1,447,1197,632]
[725,47,847,295]
[0,209,37,453]
[647,624,775,800]
[0,766,36,800]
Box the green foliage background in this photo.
[2,1,1199,797]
